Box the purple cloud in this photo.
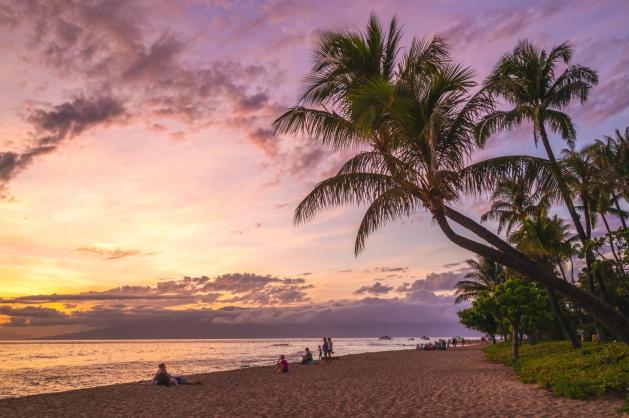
[354,282,394,295]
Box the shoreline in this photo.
[1,345,623,417]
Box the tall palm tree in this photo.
[509,213,581,347]
[474,39,610,336]
[273,16,629,341]
[476,39,597,256]
[454,258,505,303]
[561,147,611,300]
[480,178,549,235]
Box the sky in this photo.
[0,0,628,339]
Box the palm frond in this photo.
[294,173,397,225]
[354,186,421,255]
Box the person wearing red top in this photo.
[275,355,289,373]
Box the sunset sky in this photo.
[0,0,628,339]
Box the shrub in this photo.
[484,341,629,410]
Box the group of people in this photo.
[152,338,336,384]
[415,337,466,351]
[276,337,335,373]
[155,336,472,383]
[320,337,334,360]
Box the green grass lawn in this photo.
[483,341,629,411]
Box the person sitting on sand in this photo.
[153,363,200,386]
[302,348,314,365]
[275,355,289,373]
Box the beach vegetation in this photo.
[484,341,629,410]
[274,13,629,345]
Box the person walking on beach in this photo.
[322,338,329,360]
[318,345,322,360]
[327,337,333,357]
[275,355,289,373]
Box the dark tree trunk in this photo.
[538,123,588,242]
[511,321,520,360]
[612,192,627,229]
[547,287,581,348]
[432,211,629,342]
[582,198,592,240]
[569,256,575,285]
[601,212,620,262]
[558,262,568,281]
[443,206,529,262]
[538,122,612,338]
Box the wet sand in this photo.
[0,344,623,417]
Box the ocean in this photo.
[0,337,452,398]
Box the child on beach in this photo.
[275,355,289,373]
[318,345,322,360]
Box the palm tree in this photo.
[474,39,610,336]
[454,258,505,303]
[273,16,629,341]
[476,40,598,247]
[589,127,629,228]
[480,178,549,235]
[561,147,612,301]
[509,213,581,347]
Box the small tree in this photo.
[493,278,550,359]
[457,295,499,343]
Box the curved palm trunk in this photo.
[612,192,627,229]
[443,207,529,261]
[537,123,588,242]
[432,210,629,342]
[582,198,592,239]
[547,287,581,348]
[444,204,612,340]
[538,123,610,340]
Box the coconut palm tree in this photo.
[454,258,505,303]
[476,40,598,247]
[561,147,612,301]
[474,39,611,336]
[273,15,629,341]
[480,178,549,235]
[509,213,581,347]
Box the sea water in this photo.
[0,337,450,398]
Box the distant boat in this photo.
[407,338,415,341]
[379,335,393,340]
[420,336,430,340]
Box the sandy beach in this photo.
[0,344,623,417]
